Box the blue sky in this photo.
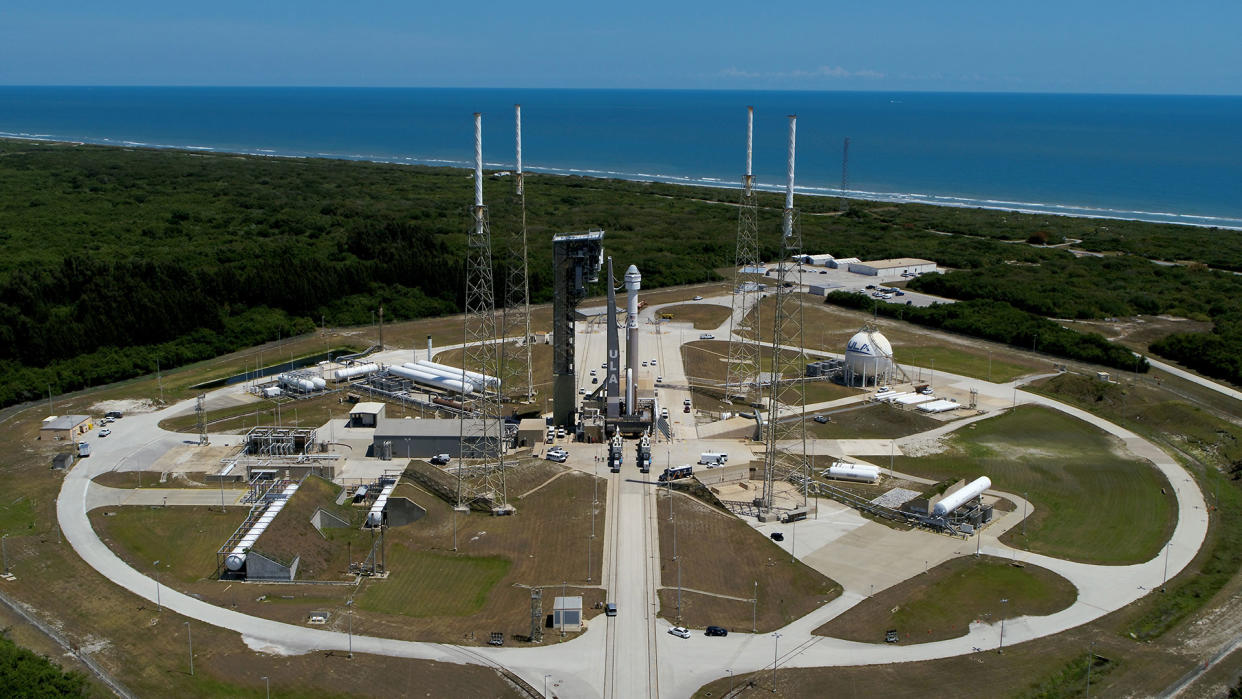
[2,1,1239,94]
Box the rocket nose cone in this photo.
[625,264,640,277]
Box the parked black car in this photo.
[706,625,728,637]
[770,532,784,542]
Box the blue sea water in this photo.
[1,86,1240,229]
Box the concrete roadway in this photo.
[55,315,1213,699]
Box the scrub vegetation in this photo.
[2,137,1239,410]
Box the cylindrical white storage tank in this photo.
[225,482,299,572]
[262,386,282,398]
[415,360,499,389]
[278,374,316,392]
[334,363,379,381]
[311,376,327,390]
[933,476,992,516]
[404,363,479,393]
[845,329,894,386]
[824,463,880,483]
[391,365,475,395]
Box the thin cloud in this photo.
[721,65,885,80]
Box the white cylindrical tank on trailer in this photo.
[933,476,992,516]
[824,462,881,483]
[311,376,327,390]
[278,373,316,392]
[262,386,282,398]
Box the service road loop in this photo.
[55,366,1210,699]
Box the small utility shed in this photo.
[51,453,75,470]
[40,415,93,442]
[552,596,584,632]
[516,418,546,448]
[349,402,387,428]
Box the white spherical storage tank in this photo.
[844,328,894,386]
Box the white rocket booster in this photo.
[624,264,641,414]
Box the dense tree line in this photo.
[1151,311,1242,386]
[3,138,1233,407]
[823,292,1147,373]
[0,632,89,697]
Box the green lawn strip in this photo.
[895,405,1175,564]
[355,548,510,617]
[894,344,1037,383]
[816,556,1077,644]
[658,304,731,330]
[90,506,245,583]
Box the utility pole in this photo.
[771,632,782,691]
[752,581,758,633]
[184,622,194,676]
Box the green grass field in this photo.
[894,345,1036,384]
[90,506,246,583]
[816,555,1077,644]
[805,403,940,439]
[658,303,731,330]
[356,548,511,617]
[894,405,1176,564]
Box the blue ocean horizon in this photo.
[2,86,1240,229]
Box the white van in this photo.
[699,333,715,340]
[698,452,728,466]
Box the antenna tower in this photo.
[725,106,765,407]
[457,113,511,514]
[761,115,809,511]
[529,587,543,642]
[195,393,209,446]
[501,104,534,401]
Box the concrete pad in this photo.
[835,439,898,456]
[148,444,242,473]
[801,520,969,595]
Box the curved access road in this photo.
[57,347,1210,699]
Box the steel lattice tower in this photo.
[458,112,510,514]
[761,115,809,511]
[500,104,534,402]
[725,106,764,406]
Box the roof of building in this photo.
[350,402,386,416]
[553,596,584,611]
[373,417,489,438]
[854,257,935,269]
[40,415,91,430]
[518,418,546,430]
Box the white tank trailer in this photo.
[391,364,475,395]
[333,363,379,381]
[402,362,478,394]
[934,476,992,517]
[414,360,500,390]
[823,462,881,483]
[224,481,300,572]
[624,264,642,415]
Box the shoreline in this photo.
[4,132,1241,232]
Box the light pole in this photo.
[154,563,161,612]
[1085,642,1095,695]
[1162,542,1172,591]
[752,581,758,633]
[263,676,269,699]
[544,674,551,698]
[346,597,354,658]
[998,598,1008,653]
[1,534,8,575]
[771,632,782,692]
[1022,492,1028,538]
[184,622,194,676]
[728,668,735,695]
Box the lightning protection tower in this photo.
[501,104,534,402]
[761,115,809,511]
[458,112,511,514]
[725,106,764,407]
[195,393,209,446]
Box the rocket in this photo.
[605,258,622,420]
[624,264,641,415]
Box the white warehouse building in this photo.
[848,258,937,277]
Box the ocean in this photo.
[2,86,1240,229]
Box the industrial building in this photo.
[552,596,584,632]
[39,415,93,441]
[349,402,387,428]
[372,417,502,459]
[847,258,937,277]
